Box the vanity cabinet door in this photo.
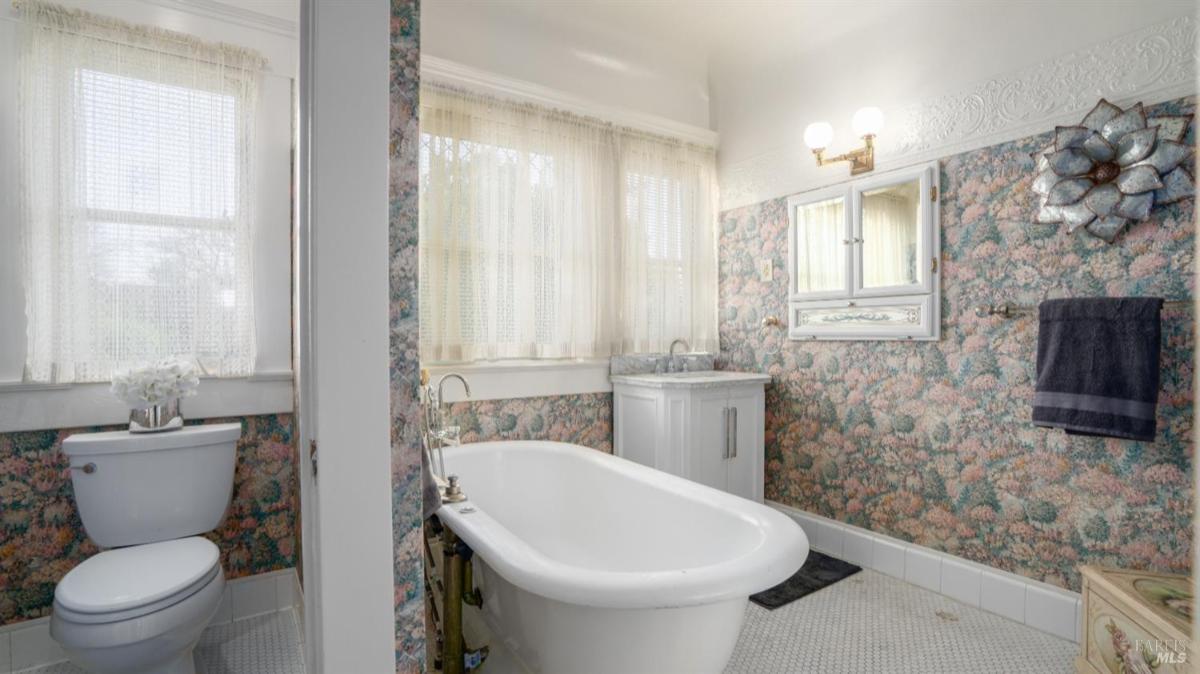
[725,387,764,502]
[690,389,732,492]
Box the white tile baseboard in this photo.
[0,567,302,673]
[770,501,1083,643]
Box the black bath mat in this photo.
[749,551,861,610]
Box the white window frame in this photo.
[423,358,613,403]
[0,3,296,432]
[786,161,941,341]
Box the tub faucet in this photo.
[438,373,471,405]
[668,338,691,372]
[420,371,472,484]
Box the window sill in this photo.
[423,359,612,402]
[0,371,294,433]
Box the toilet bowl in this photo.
[53,424,240,674]
[51,538,225,674]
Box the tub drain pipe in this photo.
[439,524,489,674]
[459,544,483,608]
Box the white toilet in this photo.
[50,423,241,674]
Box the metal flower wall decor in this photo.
[1032,99,1194,243]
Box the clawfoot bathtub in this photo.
[438,440,808,674]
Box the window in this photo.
[16,0,266,383]
[419,85,718,363]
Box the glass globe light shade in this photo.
[803,122,834,150]
[851,106,884,137]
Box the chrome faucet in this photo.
[420,371,472,487]
[438,373,471,405]
[668,338,691,372]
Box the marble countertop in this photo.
[609,371,771,389]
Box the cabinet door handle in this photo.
[722,407,730,459]
[729,407,738,459]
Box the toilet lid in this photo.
[55,537,220,614]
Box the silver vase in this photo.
[129,399,184,433]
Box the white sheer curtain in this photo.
[17,0,264,382]
[619,136,718,354]
[419,87,620,361]
[862,193,917,287]
[419,85,718,362]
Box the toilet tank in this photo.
[62,423,241,547]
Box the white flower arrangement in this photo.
[111,359,201,409]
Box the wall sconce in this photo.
[804,107,884,175]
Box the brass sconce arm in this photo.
[812,134,875,175]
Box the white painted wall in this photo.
[298,0,395,671]
[711,1,1197,209]
[0,0,298,430]
[422,1,711,130]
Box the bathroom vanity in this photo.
[611,371,769,502]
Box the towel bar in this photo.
[975,299,1191,318]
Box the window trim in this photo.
[0,371,293,433]
[423,359,611,403]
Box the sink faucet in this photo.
[668,338,691,372]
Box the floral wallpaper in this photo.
[0,413,297,627]
[443,392,614,452]
[718,97,1195,592]
[388,0,423,671]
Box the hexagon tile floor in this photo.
[27,571,1076,674]
[27,609,305,674]
[724,569,1077,673]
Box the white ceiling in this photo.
[469,0,1193,74]
[431,0,1195,133]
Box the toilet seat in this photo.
[54,537,221,624]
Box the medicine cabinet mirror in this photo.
[786,161,940,340]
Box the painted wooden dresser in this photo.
[1076,566,1192,674]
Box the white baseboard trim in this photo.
[769,501,1083,644]
[0,567,302,673]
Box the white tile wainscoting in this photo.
[771,502,1083,643]
[0,568,302,673]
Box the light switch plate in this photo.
[758,259,773,282]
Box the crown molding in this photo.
[719,14,1198,211]
[421,55,719,147]
[139,0,298,38]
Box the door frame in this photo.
[297,2,398,671]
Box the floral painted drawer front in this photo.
[1086,592,1190,674]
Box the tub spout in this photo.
[438,373,471,403]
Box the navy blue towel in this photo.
[1032,298,1163,442]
